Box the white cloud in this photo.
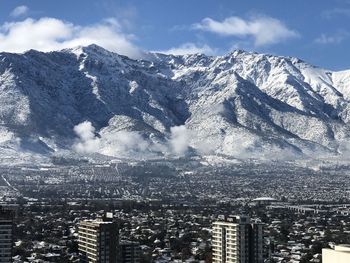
[193,15,299,46]
[159,42,216,55]
[73,121,100,154]
[315,31,350,44]
[73,121,152,157]
[169,125,190,155]
[100,131,150,156]
[322,8,350,19]
[73,121,193,157]
[10,5,29,18]
[0,17,142,58]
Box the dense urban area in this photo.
[1,157,350,262]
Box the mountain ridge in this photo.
[0,44,349,162]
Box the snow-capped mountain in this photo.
[0,44,349,161]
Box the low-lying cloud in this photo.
[100,131,150,156]
[169,125,190,155]
[73,121,100,154]
[72,121,300,160]
[73,121,151,157]
[73,121,192,158]
[66,121,350,162]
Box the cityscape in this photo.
[0,0,350,262]
[0,159,349,262]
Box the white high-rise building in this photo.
[212,215,263,263]
[78,218,118,263]
[322,245,350,263]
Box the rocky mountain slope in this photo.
[0,44,349,161]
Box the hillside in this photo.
[0,44,349,161]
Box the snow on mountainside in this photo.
[0,44,349,161]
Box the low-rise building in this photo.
[322,244,350,263]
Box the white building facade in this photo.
[323,245,350,263]
[212,215,263,263]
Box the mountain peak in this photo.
[228,49,253,56]
[60,44,120,59]
[81,44,112,54]
[0,47,349,161]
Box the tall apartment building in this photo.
[212,215,263,263]
[119,240,140,263]
[0,207,14,263]
[78,218,118,263]
[322,245,350,263]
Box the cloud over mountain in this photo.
[0,17,142,58]
[158,43,215,55]
[193,15,299,46]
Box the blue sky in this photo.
[0,0,350,70]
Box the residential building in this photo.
[322,244,350,263]
[0,207,14,263]
[212,215,263,263]
[78,217,118,263]
[119,240,140,263]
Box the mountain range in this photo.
[0,44,349,162]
